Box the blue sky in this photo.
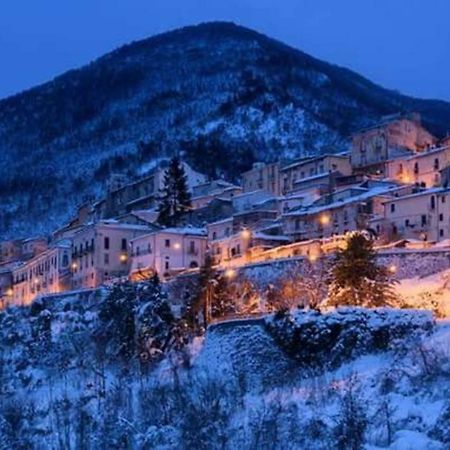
[1,0,449,100]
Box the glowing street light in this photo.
[71,262,78,270]
[241,229,251,240]
[319,215,330,226]
[225,268,236,279]
[388,264,397,274]
[6,288,13,297]
[308,253,318,263]
[173,242,182,250]
[120,254,128,263]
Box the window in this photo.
[165,261,170,270]
[390,204,396,213]
[104,237,110,250]
[440,229,445,237]
[189,241,195,253]
[165,239,170,248]
[104,253,109,265]
[136,246,140,256]
[431,196,436,210]
[442,196,446,204]
[414,162,419,174]
[121,238,127,251]
[440,213,444,221]
[405,219,410,227]
[212,231,217,240]
[421,215,427,226]
[147,243,152,254]
[434,158,440,170]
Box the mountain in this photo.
[1,21,450,239]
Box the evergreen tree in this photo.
[157,157,192,227]
[190,254,234,329]
[328,232,396,307]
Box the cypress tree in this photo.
[157,157,192,227]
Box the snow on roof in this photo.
[233,209,278,217]
[253,232,291,242]
[382,187,449,203]
[281,153,349,172]
[284,186,395,217]
[128,210,159,223]
[292,172,333,185]
[386,144,450,163]
[207,217,234,226]
[232,189,274,200]
[131,227,207,241]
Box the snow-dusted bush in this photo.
[265,308,434,369]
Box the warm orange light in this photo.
[173,242,182,250]
[71,262,78,270]
[308,253,318,263]
[34,278,39,285]
[6,288,13,297]
[241,229,251,239]
[389,264,397,274]
[120,254,128,262]
[225,268,236,279]
[319,215,330,226]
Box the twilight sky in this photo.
[1,0,449,101]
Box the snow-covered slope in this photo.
[2,22,450,238]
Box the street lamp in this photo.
[388,264,397,274]
[241,229,251,240]
[319,215,330,226]
[225,268,236,279]
[173,242,181,250]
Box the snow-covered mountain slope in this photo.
[2,21,450,238]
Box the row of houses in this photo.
[2,112,450,307]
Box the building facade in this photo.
[12,241,72,306]
[71,222,151,289]
[241,162,281,196]
[385,145,450,188]
[351,113,436,173]
[280,154,351,194]
[376,188,450,242]
[129,228,207,279]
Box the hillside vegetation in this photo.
[2,22,450,238]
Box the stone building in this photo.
[71,221,151,289]
[129,228,207,279]
[12,241,72,306]
[350,113,436,174]
[241,162,281,196]
[375,187,450,242]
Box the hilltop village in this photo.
[2,112,450,307]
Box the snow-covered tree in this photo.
[157,157,192,226]
[328,232,396,307]
[189,254,235,328]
